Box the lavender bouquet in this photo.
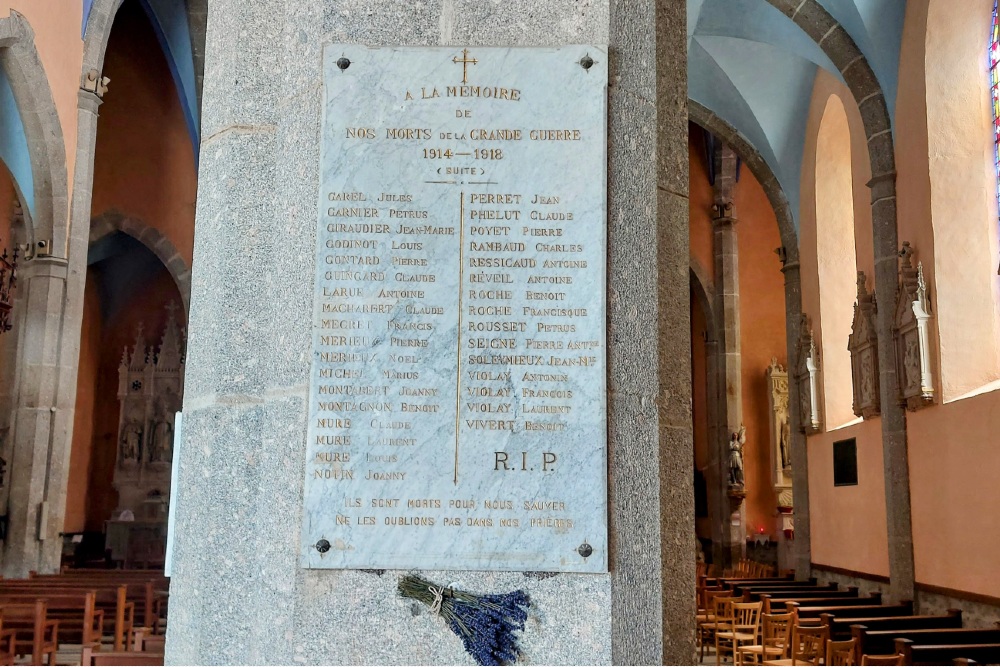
[398,573,531,666]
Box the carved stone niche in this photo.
[894,243,935,411]
[114,302,186,518]
[794,315,822,434]
[766,359,792,506]
[849,272,880,419]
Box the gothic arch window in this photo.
[913,0,1000,400]
[814,94,859,429]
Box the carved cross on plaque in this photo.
[452,48,478,83]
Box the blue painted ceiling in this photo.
[0,65,34,219]
[689,0,906,229]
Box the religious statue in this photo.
[779,420,791,470]
[149,419,173,463]
[728,424,746,487]
[149,396,175,463]
[121,420,143,465]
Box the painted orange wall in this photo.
[891,0,1000,600]
[0,161,16,248]
[691,284,712,540]
[813,94,859,429]
[689,127,715,284]
[733,158,787,537]
[921,0,1000,400]
[908,392,1000,598]
[67,2,196,531]
[90,0,197,265]
[806,419,889,576]
[800,68,889,576]
[65,274,101,533]
[0,1,83,221]
[689,123,788,542]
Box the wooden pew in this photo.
[788,601,914,623]
[755,588,860,603]
[761,593,880,613]
[855,626,1000,663]
[895,638,1000,666]
[732,582,839,597]
[141,634,165,653]
[701,575,806,589]
[0,599,57,665]
[0,582,131,651]
[33,571,166,631]
[0,590,99,646]
[80,643,164,667]
[820,610,963,642]
[755,586,860,601]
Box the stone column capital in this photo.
[20,255,69,280]
[76,89,103,115]
[712,204,738,228]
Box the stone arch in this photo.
[0,12,69,256]
[689,101,799,264]
[690,99,814,577]
[84,0,206,143]
[89,211,191,311]
[765,0,895,180]
[765,0,914,602]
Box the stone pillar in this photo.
[2,258,66,574]
[0,87,100,577]
[705,337,729,568]
[869,173,915,605]
[711,143,744,567]
[166,1,691,665]
[653,1,695,661]
[781,261,812,579]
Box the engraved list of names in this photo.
[301,45,608,572]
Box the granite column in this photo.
[0,87,100,576]
[781,261,811,579]
[869,172,915,605]
[166,0,693,664]
[711,143,743,568]
[653,0,695,661]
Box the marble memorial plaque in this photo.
[302,45,608,572]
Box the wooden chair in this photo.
[698,588,723,624]
[697,589,723,654]
[738,611,794,665]
[710,595,737,663]
[718,601,762,665]
[827,638,858,665]
[860,654,903,666]
[700,595,736,662]
[764,624,828,666]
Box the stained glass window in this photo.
[991,0,1000,189]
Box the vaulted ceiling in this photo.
[84,0,202,151]
[689,0,907,228]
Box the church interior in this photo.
[0,0,991,664]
